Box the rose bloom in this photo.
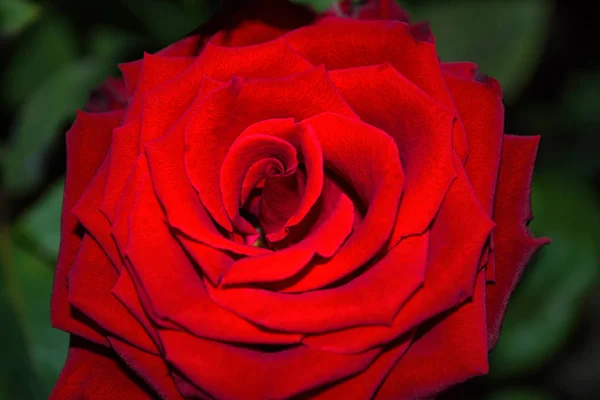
[50,0,549,399]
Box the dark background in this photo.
[1,0,599,399]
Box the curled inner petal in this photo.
[221,133,299,233]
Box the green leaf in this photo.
[88,25,144,63]
[0,244,43,400]
[2,181,68,397]
[554,71,600,178]
[9,243,69,397]
[179,0,218,20]
[122,0,213,45]
[1,220,47,400]
[2,15,78,107]
[490,176,600,377]
[0,0,41,36]
[0,293,42,400]
[549,282,600,398]
[2,27,139,196]
[14,179,64,260]
[487,388,555,400]
[2,59,103,196]
[290,0,335,12]
[407,0,551,102]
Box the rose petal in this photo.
[209,232,426,334]
[330,63,457,242]
[375,272,489,399]
[144,81,267,257]
[443,66,505,282]
[72,157,123,271]
[119,60,143,99]
[486,135,550,348]
[50,336,153,399]
[241,158,282,204]
[209,0,315,47]
[109,338,182,400]
[284,18,468,160]
[100,119,140,223]
[227,118,324,240]
[110,158,182,333]
[111,271,163,352]
[139,38,314,153]
[277,113,404,292]
[171,371,212,400]
[259,172,305,238]
[443,66,504,218]
[52,110,122,346]
[67,235,157,354]
[160,330,380,399]
[118,34,203,98]
[111,156,148,256]
[174,237,235,287]
[220,176,354,286]
[309,332,414,399]
[124,177,302,345]
[123,53,194,123]
[441,62,479,80]
[300,159,494,349]
[195,38,313,81]
[220,133,299,233]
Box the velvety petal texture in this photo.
[51,1,548,399]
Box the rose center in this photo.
[239,167,306,248]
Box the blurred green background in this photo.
[1,0,598,399]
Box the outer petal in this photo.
[209,0,315,47]
[67,235,157,354]
[109,338,183,400]
[443,65,505,282]
[309,333,414,399]
[375,272,489,399]
[139,38,314,152]
[442,64,504,219]
[160,330,380,400]
[119,34,203,97]
[72,157,123,270]
[194,38,314,81]
[50,337,152,400]
[284,18,469,160]
[123,53,194,122]
[486,135,549,348]
[118,0,314,97]
[52,110,123,346]
[101,119,141,223]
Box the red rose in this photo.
[51,1,548,399]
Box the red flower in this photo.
[51,1,548,399]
